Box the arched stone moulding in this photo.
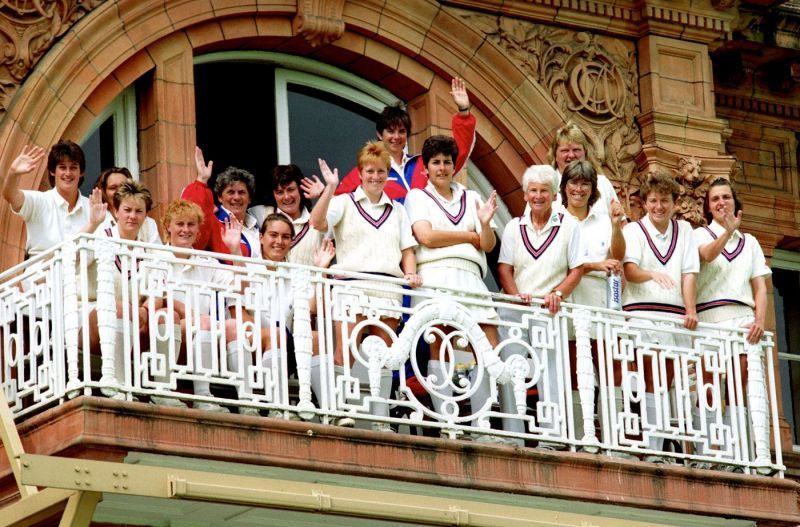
[0,0,569,269]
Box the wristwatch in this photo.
[552,290,563,298]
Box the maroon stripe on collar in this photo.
[637,219,678,265]
[420,188,467,225]
[349,192,393,229]
[519,213,563,260]
[291,222,310,248]
[703,226,745,262]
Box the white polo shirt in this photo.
[15,188,91,257]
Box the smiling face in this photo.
[424,152,455,192]
[524,181,554,217]
[274,181,302,219]
[707,184,735,225]
[115,196,147,240]
[554,142,586,172]
[378,125,407,162]
[166,213,200,249]
[219,181,251,220]
[359,161,389,201]
[565,177,591,211]
[51,156,83,198]
[260,219,293,261]
[644,191,675,231]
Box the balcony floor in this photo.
[1,397,798,526]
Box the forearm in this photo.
[478,226,496,252]
[681,273,697,313]
[309,187,334,231]
[752,276,767,325]
[2,172,24,212]
[698,236,729,263]
[555,266,583,297]
[609,224,625,260]
[417,228,477,248]
[497,264,519,296]
[400,248,416,274]
[623,262,651,283]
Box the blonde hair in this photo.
[639,171,680,201]
[547,122,600,169]
[114,180,153,212]
[162,199,204,243]
[357,140,391,171]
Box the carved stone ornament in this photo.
[464,14,643,194]
[0,0,104,115]
[673,156,709,227]
[293,0,345,48]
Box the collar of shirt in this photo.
[220,206,258,229]
[520,208,562,231]
[354,186,392,207]
[390,152,410,176]
[641,214,673,240]
[275,206,311,226]
[709,219,742,241]
[49,188,86,214]
[424,181,464,204]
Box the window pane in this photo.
[194,62,278,206]
[81,116,115,194]
[286,83,378,181]
[774,267,800,443]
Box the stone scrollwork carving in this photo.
[293,0,345,48]
[674,156,709,227]
[464,14,643,194]
[0,0,104,115]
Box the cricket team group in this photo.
[1,78,769,457]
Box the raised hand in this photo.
[9,145,45,176]
[90,188,107,221]
[313,238,336,268]
[220,216,243,255]
[477,190,497,226]
[195,146,213,184]
[609,200,625,226]
[450,77,470,111]
[318,158,339,188]
[720,209,742,235]
[300,175,325,200]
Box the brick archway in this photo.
[0,0,566,269]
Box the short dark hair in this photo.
[47,140,86,187]
[421,135,458,166]
[214,167,255,201]
[560,160,600,209]
[94,166,133,193]
[376,103,411,136]
[271,164,312,213]
[703,177,742,224]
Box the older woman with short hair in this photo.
[497,165,585,444]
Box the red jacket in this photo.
[180,180,253,257]
[335,113,477,203]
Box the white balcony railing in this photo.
[0,234,784,475]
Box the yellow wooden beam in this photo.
[0,389,37,499]
[0,488,75,527]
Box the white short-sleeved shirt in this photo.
[561,203,615,279]
[623,216,699,273]
[327,187,415,249]
[498,209,584,297]
[405,182,496,276]
[498,210,583,268]
[15,188,91,257]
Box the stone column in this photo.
[137,33,197,225]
